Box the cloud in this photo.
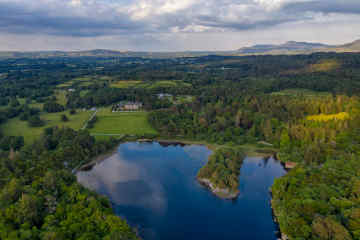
[0,0,359,50]
[284,0,360,15]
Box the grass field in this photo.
[1,110,92,144]
[0,98,43,110]
[175,95,195,104]
[90,108,157,136]
[57,81,73,88]
[110,80,143,88]
[271,88,331,97]
[57,76,93,88]
[308,59,341,72]
[111,80,191,89]
[55,90,67,105]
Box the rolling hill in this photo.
[0,39,359,59]
[237,41,332,54]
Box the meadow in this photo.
[1,110,92,144]
[110,80,143,88]
[90,108,157,136]
[111,80,191,89]
[271,88,331,97]
[55,90,68,105]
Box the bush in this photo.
[61,114,69,122]
[43,102,65,113]
[19,112,29,121]
[87,116,97,129]
[28,115,45,127]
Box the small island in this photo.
[197,148,245,199]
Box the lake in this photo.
[77,142,286,240]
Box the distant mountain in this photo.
[237,41,333,54]
[0,49,134,58]
[1,39,360,59]
[338,39,360,51]
[0,49,229,59]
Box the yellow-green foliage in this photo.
[137,80,191,89]
[307,112,350,122]
[308,59,341,72]
[55,90,67,105]
[110,80,142,88]
[271,89,331,98]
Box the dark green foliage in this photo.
[87,115,97,129]
[0,136,24,151]
[272,155,360,240]
[2,53,360,239]
[19,106,41,121]
[0,128,138,239]
[60,114,69,122]
[198,148,245,192]
[9,98,20,107]
[28,115,45,127]
[43,101,65,113]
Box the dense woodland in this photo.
[0,127,138,239]
[1,53,360,239]
[197,148,245,193]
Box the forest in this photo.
[0,127,138,239]
[1,52,360,239]
[197,148,245,196]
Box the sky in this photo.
[0,0,359,51]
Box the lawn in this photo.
[90,108,157,136]
[175,95,195,104]
[0,98,43,110]
[271,88,331,97]
[57,81,73,88]
[56,76,92,88]
[55,90,67,105]
[1,110,92,144]
[136,80,192,89]
[110,80,143,88]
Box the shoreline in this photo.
[198,178,240,200]
[270,199,288,240]
[270,169,291,240]
[76,147,118,172]
[151,137,278,157]
[76,137,286,239]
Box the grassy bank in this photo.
[155,137,277,156]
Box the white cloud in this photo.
[0,0,359,50]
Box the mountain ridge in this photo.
[237,39,360,54]
[0,39,359,59]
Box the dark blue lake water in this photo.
[77,142,286,240]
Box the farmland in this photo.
[0,109,92,144]
[89,108,157,137]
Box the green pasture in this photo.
[271,88,331,97]
[90,108,157,136]
[1,109,92,144]
[110,80,143,88]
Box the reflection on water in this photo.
[77,142,286,240]
[77,151,167,213]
